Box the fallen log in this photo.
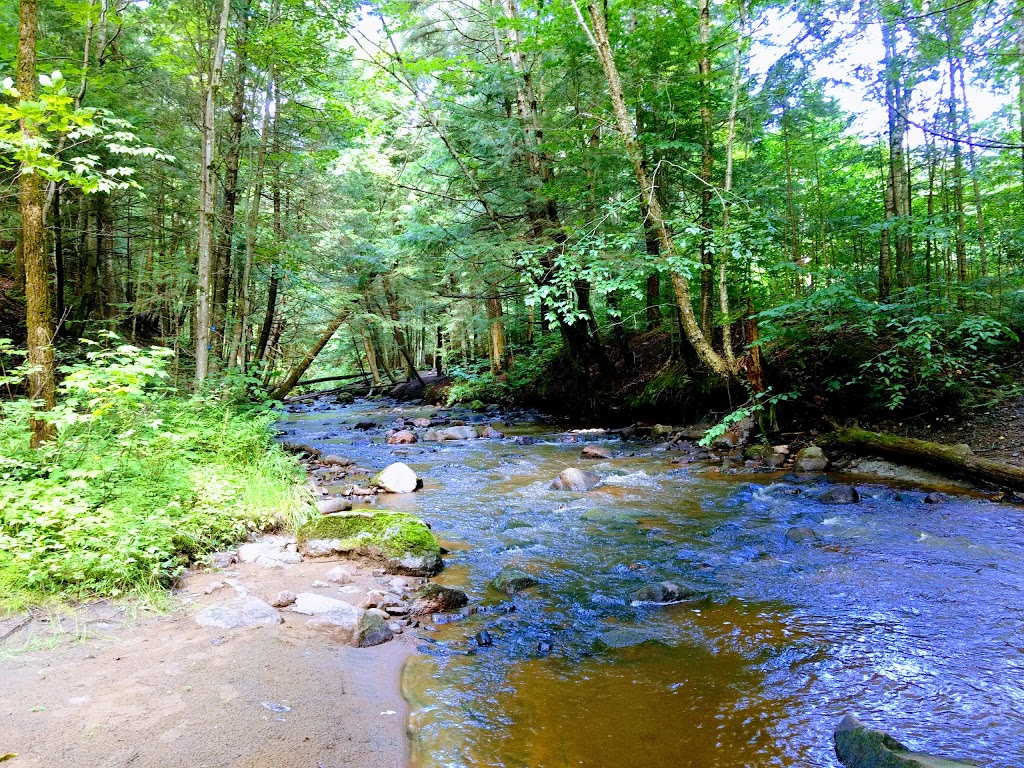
[820,427,1024,492]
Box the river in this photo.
[277,397,1024,768]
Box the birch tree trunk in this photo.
[195,0,231,385]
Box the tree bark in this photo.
[697,0,715,335]
[269,311,348,400]
[18,0,57,447]
[195,0,231,385]
[574,0,733,379]
[820,427,1024,492]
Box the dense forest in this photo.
[4,0,1024,431]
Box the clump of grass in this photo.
[0,335,313,604]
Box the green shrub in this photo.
[757,283,1019,414]
[0,335,312,602]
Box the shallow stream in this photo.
[277,399,1024,768]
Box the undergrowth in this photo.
[0,335,312,605]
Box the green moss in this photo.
[297,511,439,559]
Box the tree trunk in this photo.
[269,311,348,400]
[574,0,733,379]
[697,0,715,335]
[195,0,231,385]
[486,295,506,375]
[820,427,1024,492]
[18,0,56,446]
[212,0,251,366]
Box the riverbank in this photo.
[0,537,415,768]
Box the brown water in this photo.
[278,399,1024,768]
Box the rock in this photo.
[291,592,355,615]
[388,576,409,591]
[785,526,819,544]
[745,444,786,467]
[848,458,964,487]
[581,509,638,527]
[650,424,676,440]
[820,485,860,504]
[386,430,417,445]
[469,399,486,412]
[594,628,660,650]
[321,454,355,467]
[237,541,279,563]
[411,584,469,616]
[317,497,353,514]
[282,442,321,457]
[325,566,353,584]
[795,445,830,472]
[550,468,602,491]
[297,510,443,575]
[924,492,948,504]
[196,597,283,629]
[334,392,355,405]
[833,714,978,768]
[422,429,440,442]
[492,567,538,594]
[270,591,297,608]
[412,417,432,428]
[475,630,493,647]
[371,462,420,494]
[480,426,504,439]
[514,436,538,446]
[306,607,394,647]
[629,581,702,604]
[354,421,376,431]
[581,445,612,459]
[437,426,479,441]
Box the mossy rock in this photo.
[833,715,978,768]
[492,567,538,594]
[297,511,443,576]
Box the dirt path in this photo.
[0,542,420,768]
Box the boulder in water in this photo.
[321,454,355,467]
[581,445,612,459]
[785,526,819,544]
[411,584,469,616]
[412,417,432,428]
[438,425,479,441]
[550,468,602,491]
[386,430,417,445]
[629,581,702,604]
[820,485,860,504]
[795,445,830,472]
[833,714,978,768]
[480,426,505,439]
[371,462,419,493]
[492,567,538,594]
[317,497,352,514]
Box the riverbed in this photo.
[278,398,1024,768]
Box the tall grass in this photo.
[0,336,312,603]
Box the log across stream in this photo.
[278,399,1024,768]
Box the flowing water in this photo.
[278,399,1024,768]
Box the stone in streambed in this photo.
[371,462,419,493]
[785,526,819,544]
[795,445,830,472]
[550,468,602,491]
[196,596,283,629]
[387,430,417,445]
[581,509,638,527]
[306,607,394,648]
[820,485,860,504]
[629,581,702,604]
[492,567,538,594]
[581,445,612,459]
[317,497,353,514]
[321,454,355,467]
[437,426,479,441]
[270,591,297,608]
[833,714,978,768]
[297,510,443,576]
[411,584,469,616]
[594,628,661,650]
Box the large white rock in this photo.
[371,462,419,494]
[291,592,358,617]
[196,596,282,629]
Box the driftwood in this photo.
[820,426,1024,492]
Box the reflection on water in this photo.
[279,400,1024,768]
